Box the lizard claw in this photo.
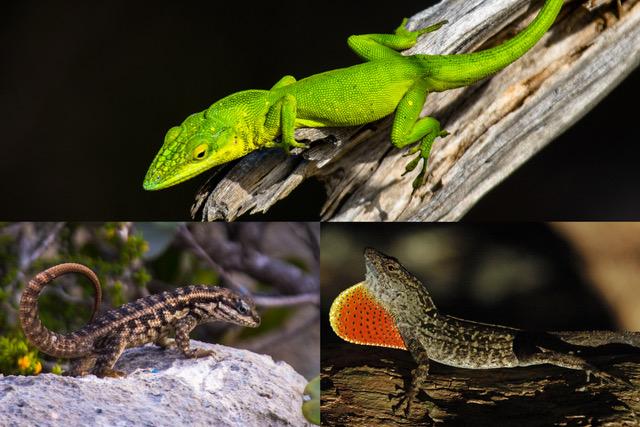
[402,152,428,189]
[280,138,309,154]
[588,368,633,388]
[401,127,448,189]
[390,388,415,417]
[97,368,126,378]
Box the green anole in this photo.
[143,0,563,191]
[330,248,639,416]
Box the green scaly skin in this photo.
[144,0,563,190]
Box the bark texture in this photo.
[321,344,640,426]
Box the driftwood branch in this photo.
[191,0,640,221]
[184,223,319,295]
[321,344,640,426]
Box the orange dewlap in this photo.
[329,282,407,350]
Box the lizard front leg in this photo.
[393,359,431,417]
[393,335,432,417]
[263,92,308,154]
[155,335,176,350]
[174,315,216,359]
[391,79,449,188]
[517,349,630,386]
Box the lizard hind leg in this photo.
[92,335,127,378]
[347,19,447,62]
[517,350,631,387]
[391,80,448,188]
[65,355,97,377]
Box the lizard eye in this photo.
[386,264,396,272]
[236,300,250,315]
[193,144,208,160]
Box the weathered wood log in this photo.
[192,0,640,221]
[321,344,640,426]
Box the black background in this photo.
[1,1,637,220]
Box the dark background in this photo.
[1,1,637,220]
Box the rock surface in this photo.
[0,341,311,427]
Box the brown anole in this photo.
[330,248,639,416]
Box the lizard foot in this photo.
[391,387,417,417]
[63,369,90,377]
[587,368,633,388]
[183,348,216,359]
[402,129,448,189]
[395,18,447,38]
[280,139,309,155]
[96,368,126,378]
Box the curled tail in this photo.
[422,0,563,89]
[19,263,102,358]
[550,330,640,348]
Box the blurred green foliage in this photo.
[0,335,41,375]
[302,375,320,425]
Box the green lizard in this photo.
[143,0,563,190]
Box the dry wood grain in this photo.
[192,0,640,221]
[322,344,640,426]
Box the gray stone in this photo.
[0,341,311,427]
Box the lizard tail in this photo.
[550,330,640,348]
[19,263,102,358]
[420,0,563,89]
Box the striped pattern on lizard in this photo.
[19,263,260,378]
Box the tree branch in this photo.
[321,344,640,426]
[191,226,319,294]
[253,293,320,307]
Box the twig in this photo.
[197,233,319,294]
[244,310,319,352]
[19,222,65,270]
[253,293,320,307]
[176,224,248,294]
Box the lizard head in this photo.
[196,287,261,328]
[363,247,438,318]
[143,103,254,190]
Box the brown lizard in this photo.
[330,248,640,416]
[20,263,260,377]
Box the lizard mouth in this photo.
[143,166,201,191]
